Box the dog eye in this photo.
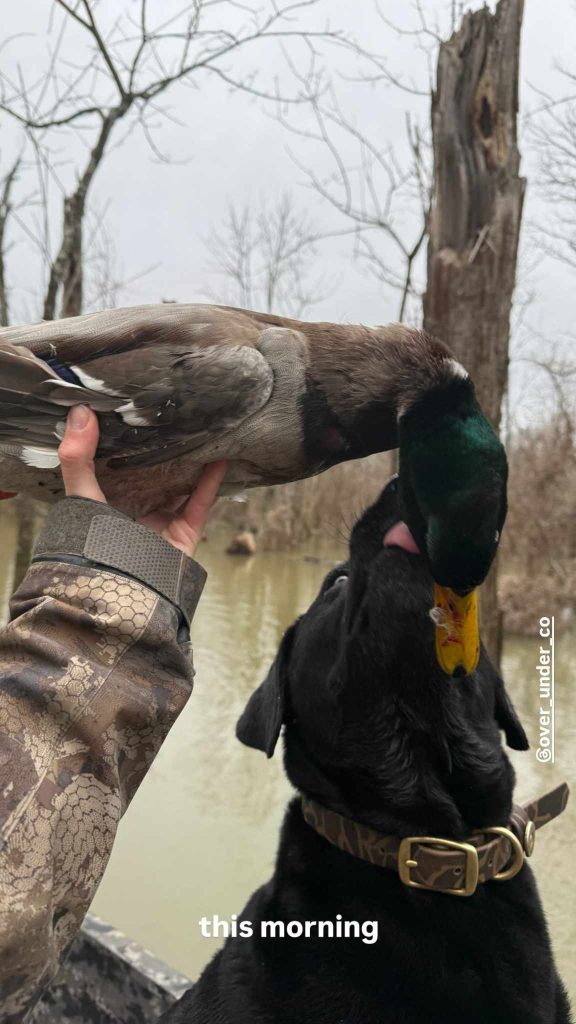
[321,566,349,595]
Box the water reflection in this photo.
[0,516,573,999]
[171,542,343,822]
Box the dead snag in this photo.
[424,0,525,663]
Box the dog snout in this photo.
[350,475,406,563]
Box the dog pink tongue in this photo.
[383,521,420,554]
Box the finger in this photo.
[137,494,191,534]
[180,461,228,534]
[161,494,190,515]
[164,461,227,557]
[58,406,106,503]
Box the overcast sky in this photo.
[0,0,574,427]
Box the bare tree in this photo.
[280,79,431,322]
[277,2,498,324]
[501,356,576,637]
[0,159,47,590]
[0,0,343,322]
[530,78,576,269]
[205,193,328,316]
[0,157,21,326]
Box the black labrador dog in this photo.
[162,477,571,1024]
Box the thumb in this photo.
[58,405,106,503]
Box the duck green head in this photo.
[397,376,508,596]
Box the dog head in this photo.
[237,476,528,836]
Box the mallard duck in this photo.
[0,304,507,674]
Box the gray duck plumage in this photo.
[0,302,465,518]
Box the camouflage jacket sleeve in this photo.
[0,497,206,1023]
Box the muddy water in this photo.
[0,514,574,1000]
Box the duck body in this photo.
[0,303,456,506]
[0,302,507,597]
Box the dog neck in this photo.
[284,716,516,840]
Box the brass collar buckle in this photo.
[398,836,480,897]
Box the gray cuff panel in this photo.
[32,496,206,625]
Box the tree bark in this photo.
[0,161,43,591]
[0,160,20,328]
[56,194,84,319]
[44,104,129,320]
[424,0,525,663]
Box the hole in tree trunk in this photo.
[479,96,494,138]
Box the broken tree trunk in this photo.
[0,160,44,593]
[424,0,525,664]
[0,160,20,328]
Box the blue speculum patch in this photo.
[44,357,82,386]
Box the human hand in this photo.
[58,405,227,557]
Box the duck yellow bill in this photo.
[432,583,480,676]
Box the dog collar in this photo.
[301,782,569,897]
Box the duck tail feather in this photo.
[0,340,60,389]
[0,341,121,458]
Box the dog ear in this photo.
[236,623,297,758]
[494,673,529,751]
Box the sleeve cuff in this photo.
[32,496,206,625]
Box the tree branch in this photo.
[0,0,351,320]
[79,0,127,97]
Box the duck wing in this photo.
[0,305,275,470]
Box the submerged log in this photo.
[424,0,525,663]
